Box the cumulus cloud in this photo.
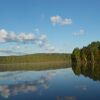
[36,34,53,50]
[50,16,62,26]
[0,29,55,54]
[50,15,72,26]
[18,32,35,42]
[61,18,72,25]
[73,29,85,36]
[0,29,8,42]
[0,29,36,43]
[38,34,47,42]
[34,34,55,52]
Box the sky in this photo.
[0,0,100,56]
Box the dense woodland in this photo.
[71,41,100,65]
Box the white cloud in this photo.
[36,40,44,47]
[0,29,36,43]
[18,32,35,42]
[36,34,48,48]
[0,29,8,42]
[38,34,47,42]
[50,16,62,26]
[0,29,56,54]
[7,32,17,42]
[0,29,8,38]
[50,15,72,26]
[61,18,72,25]
[73,29,85,36]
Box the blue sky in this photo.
[0,0,100,56]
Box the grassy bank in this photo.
[0,53,71,71]
[0,53,71,64]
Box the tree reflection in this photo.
[0,62,70,71]
[72,63,100,81]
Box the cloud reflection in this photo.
[0,84,37,98]
[0,70,57,98]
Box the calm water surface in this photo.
[0,67,100,100]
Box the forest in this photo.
[71,41,100,65]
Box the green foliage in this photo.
[0,53,71,64]
[0,53,71,71]
[71,41,100,64]
[71,48,81,63]
[0,62,70,71]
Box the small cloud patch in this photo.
[50,15,72,26]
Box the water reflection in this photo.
[0,67,100,100]
[0,84,37,98]
[0,70,57,98]
[72,63,100,81]
[75,85,88,91]
[0,62,69,71]
[56,96,76,100]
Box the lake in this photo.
[0,66,100,100]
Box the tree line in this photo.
[71,41,100,65]
[0,53,71,64]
